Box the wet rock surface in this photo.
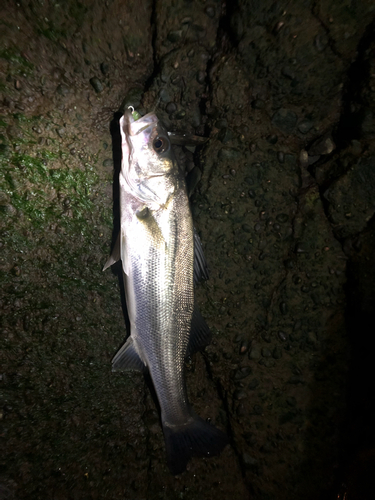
[1,1,375,499]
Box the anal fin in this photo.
[112,337,146,373]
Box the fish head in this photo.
[120,109,177,205]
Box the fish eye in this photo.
[153,136,169,154]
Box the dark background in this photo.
[1,1,375,499]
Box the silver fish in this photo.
[104,109,228,474]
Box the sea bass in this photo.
[104,108,228,474]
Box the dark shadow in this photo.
[337,215,375,499]
[108,112,130,338]
[334,19,375,149]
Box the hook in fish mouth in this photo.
[127,105,142,122]
[124,108,158,136]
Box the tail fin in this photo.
[163,417,228,475]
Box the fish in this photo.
[104,108,228,474]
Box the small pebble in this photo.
[278,331,287,342]
[267,134,278,144]
[279,302,288,315]
[272,108,297,134]
[293,275,302,285]
[175,109,186,119]
[276,213,289,223]
[239,340,249,354]
[168,30,183,43]
[261,348,272,358]
[205,6,215,18]
[196,71,205,84]
[252,99,265,109]
[277,151,285,163]
[298,119,313,134]
[234,389,247,400]
[12,265,21,276]
[249,344,261,360]
[171,74,181,85]
[253,405,263,415]
[158,88,170,103]
[103,158,113,167]
[218,128,232,143]
[281,66,295,80]
[308,135,335,155]
[56,84,70,96]
[248,189,256,198]
[315,34,328,52]
[248,378,259,389]
[259,358,275,368]
[100,62,109,75]
[90,77,103,93]
[243,453,258,467]
[216,119,228,129]
[166,102,177,114]
[234,366,252,380]
[299,149,309,167]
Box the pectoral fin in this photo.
[112,337,147,372]
[121,231,130,276]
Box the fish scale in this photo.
[126,191,194,426]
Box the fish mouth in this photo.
[124,110,158,136]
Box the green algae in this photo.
[0,47,34,75]
[1,150,100,235]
